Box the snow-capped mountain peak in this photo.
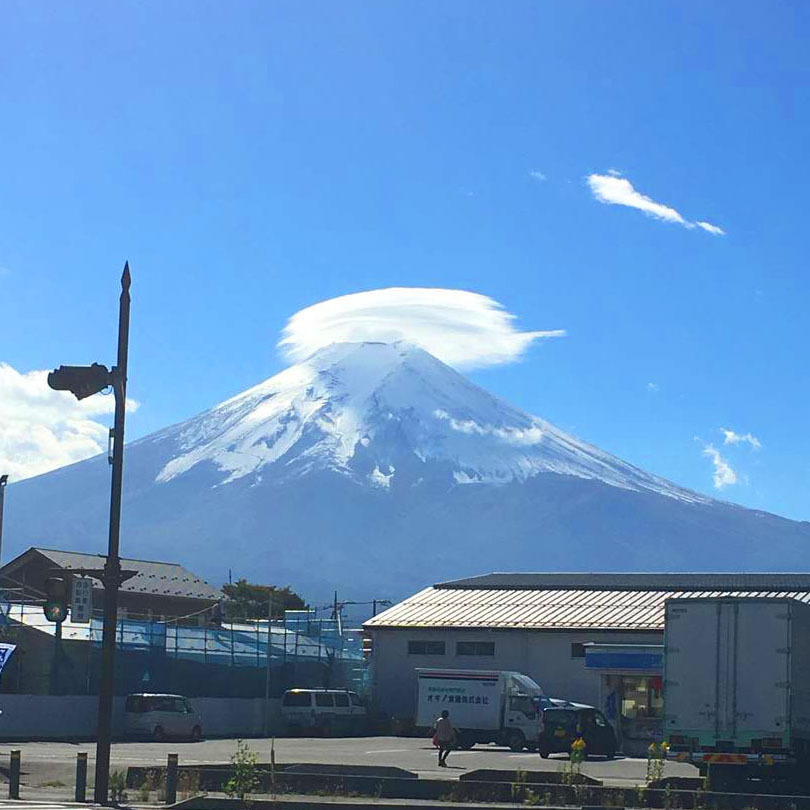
[9,341,809,600]
[153,341,704,503]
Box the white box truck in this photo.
[664,597,810,784]
[415,668,544,752]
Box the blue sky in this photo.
[1,1,808,520]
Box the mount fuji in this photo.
[5,341,809,599]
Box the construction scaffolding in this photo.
[0,604,365,698]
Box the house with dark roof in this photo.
[364,572,810,754]
[0,547,221,623]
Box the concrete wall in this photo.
[0,695,282,740]
[368,626,663,719]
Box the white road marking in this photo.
[0,804,87,809]
[364,748,410,754]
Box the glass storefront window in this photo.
[620,676,663,719]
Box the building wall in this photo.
[0,695,282,740]
[369,626,662,719]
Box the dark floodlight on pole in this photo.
[47,263,131,806]
[47,362,112,400]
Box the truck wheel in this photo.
[538,741,551,759]
[508,731,526,752]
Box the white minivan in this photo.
[281,689,366,735]
[124,693,204,741]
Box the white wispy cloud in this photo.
[701,442,738,489]
[529,170,547,182]
[696,221,726,236]
[586,171,725,235]
[647,382,659,393]
[279,288,565,370]
[0,363,139,482]
[722,428,761,450]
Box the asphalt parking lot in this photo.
[0,735,698,792]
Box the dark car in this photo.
[537,707,617,759]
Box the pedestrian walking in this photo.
[434,709,455,767]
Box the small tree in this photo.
[225,740,261,803]
[221,580,306,621]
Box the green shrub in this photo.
[225,740,261,803]
[109,769,128,804]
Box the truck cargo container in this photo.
[664,597,810,784]
[415,668,543,751]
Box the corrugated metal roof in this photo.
[365,585,810,631]
[33,548,221,601]
[437,573,810,592]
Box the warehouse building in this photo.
[364,572,810,754]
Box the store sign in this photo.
[585,650,663,671]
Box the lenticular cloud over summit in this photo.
[278,287,564,370]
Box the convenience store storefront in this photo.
[584,643,664,756]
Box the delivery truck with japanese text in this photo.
[664,597,810,787]
[415,668,544,751]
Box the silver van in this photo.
[281,689,366,735]
[124,693,203,741]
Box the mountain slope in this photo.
[5,342,809,599]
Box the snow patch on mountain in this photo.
[154,341,707,504]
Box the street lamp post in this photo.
[0,474,8,565]
[94,264,131,804]
[47,263,131,805]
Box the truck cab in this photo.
[503,692,543,750]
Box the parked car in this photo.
[124,693,203,741]
[281,688,367,736]
[537,706,616,759]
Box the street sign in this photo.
[71,577,93,623]
[0,643,16,679]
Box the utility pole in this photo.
[51,620,62,695]
[263,588,274,736]
[0,474,7,565]
[93,264,131,805]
